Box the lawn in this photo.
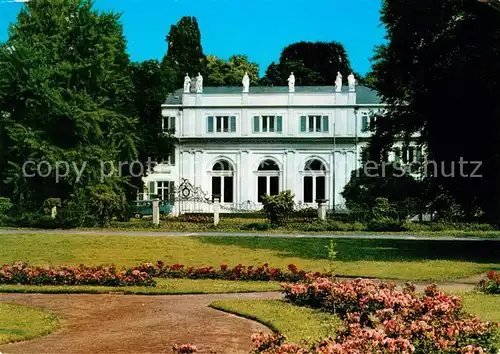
[211,299,341,343]
[0,303,59,344]
[0,234,498,282]
[210,293,500,345]
[0,278,280,294]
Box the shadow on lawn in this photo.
[197,237,500,264]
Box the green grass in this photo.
[0,278,280,294]
[211,299,340,342]
[458,293,500,323]
[0,234,498,281]
[0,303,59,344]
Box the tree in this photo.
[205,54,259,86]
[370,0,500,222]
[128,59,176,199]
[0,0,137,209]
[260,41,353,86]
[163,16,205,88]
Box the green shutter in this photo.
[361,115,368,132]
[230,116,236,132]
[276,116,283,132]
[168,181,175,204]
[207,116,214,132]
[253,116,260,132]
[322,116,329,132]
[170,116,175,132]
[416,147,422,162]
[300,116,306,132]
[148,181,155,199]
[170,147,175,165]
[394,148,401,162]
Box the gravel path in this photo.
[0,292,279,354]
[0,228,499,241]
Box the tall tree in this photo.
[368,0,500,222]
[163,16,205,88]
[128,59,176,199]
[0,0,137,205]
[205,54,259,86]
[260,41,353,86]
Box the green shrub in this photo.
[262,190,295,225]
[0,197,13,214]
[366,217,402,232]
[240,222,272,231]
[42,198,61,216]
[401,221,431,232]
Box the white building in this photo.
[142,75,420,215]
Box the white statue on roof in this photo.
[288,72,295,92]
[335,71,342,92]
[195,72,203,93]
[242,72,250,93]
[183,73,191,93]
[348,73,356,91]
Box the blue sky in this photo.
[0,0,386,76]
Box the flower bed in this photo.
[475,270,500,294]
[249,277,499,353]
[133,262,325,282]
[0,261,155,287]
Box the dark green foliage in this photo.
[260,41,353,86]
[262,190,295,225]
[368,0,500,223]
[163,16,205,88]
[0,0,137,210]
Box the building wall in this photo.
[144,89,397,214]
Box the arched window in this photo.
[256,159,280,202]
[211,159,234,203]
[303,159,327,203]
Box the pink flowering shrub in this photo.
[0,261,156,286]
[134,262,324,282]
[252,278,499,353]
[475,270,500,294]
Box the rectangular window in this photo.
[157,181,172,201]
[165,147,176,165]
[212,176,221,196]
[223,176,233,203]
[415,147,422,162]
[316,177,326,201]
[408,147,415,162]
[402,147,408,164]
[300,115,329,133]
[163,116,175,133]
[257,176,267,203]
[253,116,282,133]
[270,176,279,196]
[303,176,313,203]
[208,116,237,133]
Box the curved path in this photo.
[0,292,280,354]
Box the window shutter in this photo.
[169,116,175,132]
[170,147,175,165]
[207,116,214,132]
[230,116,236,132]
[415,147,422,162]
[276,116,283,132]
[253,116,260,132]
[300,116,306,132]
[361,115,368,132]
[148,181,155,199]
[168,181,175,204]
[322,116,329,132]
[394,147,401,162]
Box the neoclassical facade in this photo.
[142,75,420,214]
